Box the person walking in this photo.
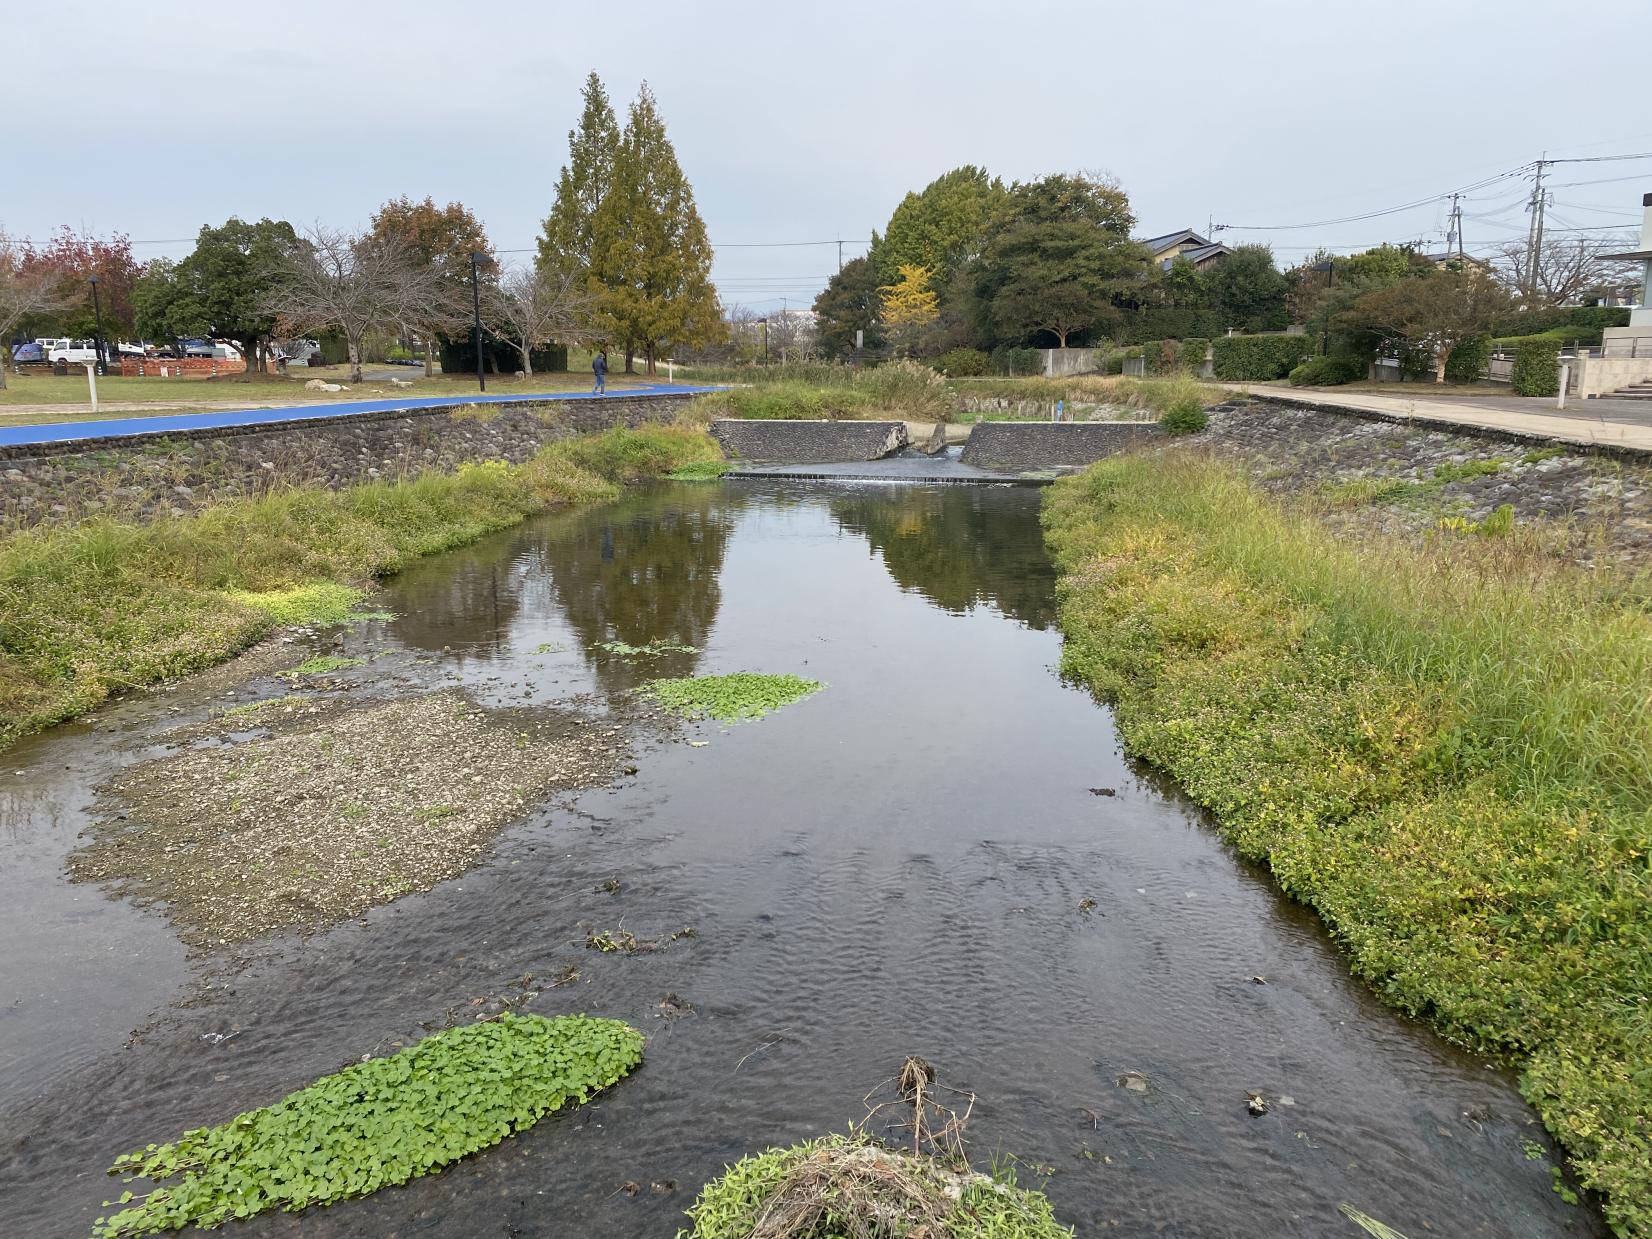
[592,348,607,396]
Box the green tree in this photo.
[1200,243,1288,332]
[999,172,1135,233]
[812,256,886,359]
[588,82,722,374]
[537,72,621,279]
[870,165,1009,288]
[369,197,492,376]
[135,218,299,371]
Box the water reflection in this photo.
[544,487,738,692]
[829,486,1057,628]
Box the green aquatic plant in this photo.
[645,672,823,723]
[95,1013,643,1238]
[677,1134,1072,1238]
[598,639,699,657]
[223,581,369,627]
[289,655,364,676]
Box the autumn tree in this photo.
[132,218,298,371]
[537,72,621,280]
[870,165,1009,288]
[1495,234,1640,306]
[1337,265,1510,383]
[812,256,886,359]
[588,82,722,374]
[486,265,592,376]
[267,227,441,383]
[879,264,939,354]
[16,227,144,337]
[369,196,493,376]
[0,232,75,388]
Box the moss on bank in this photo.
[1043,453,1652,1234]
[0,425,719,749]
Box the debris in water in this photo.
[1250,975,1268,985]
[1079,897,1098,914]
[657,993,694,1020]
[595,875,622,894]
[1088,787,1116,797]
[1339,1203,1412,1238]
[1246,1091,1269,1115]
[1118,1071,1149,1093]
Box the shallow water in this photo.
[0,481,1602,1237]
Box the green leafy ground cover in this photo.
[0,425,718,749]
[598,639,700,657]
[95,1014,643,1238]
[646,673,824,723]
[677,1134,1072,1238]
[1043,452,1652,1234]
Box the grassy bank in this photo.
[0,424,718,749]
[1044,453,1651,1233]
[679,360,1226,425]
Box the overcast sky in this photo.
[8,0,1650,313]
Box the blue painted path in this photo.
[0,384,721,449]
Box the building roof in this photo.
[1141,228,1210,254]
[1177,242,1230,265]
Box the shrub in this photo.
[1511,338,1560,397]
[1444,334,1491,383]
[1288,355,1366,386]
[1210,333,1315,381]
[1179,337,1211,370]
[1159,397,1208,435]
[95,1015,643,1238]
[934,348,990,377]
[1102,350,1126,374]
[1140,339,1172,375]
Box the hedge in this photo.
[1211,334,1316,381]
[933,347,989,377]
[1288,355,1365,386]
[1179,337,1211,369]
[1511,338,1560,397]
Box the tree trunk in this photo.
[0,349,9,389]
[1434,346,1451,384]
[424,333,436,378]
[347,337,363,384]
[644,344,656,376]
[624,344,635,374]
[520,338,534,378]
[1055,328,1068,349]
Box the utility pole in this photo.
[836,236,843,273]
[1524,159,1549,301]
[470,251,486,393]
[1446,193,1464,262]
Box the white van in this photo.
[46,339,102,365]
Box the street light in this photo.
[470,252,486,393]
[88,275,106,376]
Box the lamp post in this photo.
[89,276,106,376]
[760,318,769,366]
[470,252,486,393]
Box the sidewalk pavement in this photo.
[1260,387,1652,454]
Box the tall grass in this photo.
[1044,451,1652,1233]
[0,425,718,747]
[682,359,954,424]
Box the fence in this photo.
[119,356,247,378]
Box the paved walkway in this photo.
[0,385,716,449]
[1269,387,1652,453]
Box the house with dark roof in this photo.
[1141,228,1231,271]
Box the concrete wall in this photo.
[0,392,695,531]
[960,421,1160,470]
[1040,348,1102,377]
[1574,351,1652,398]
[709,419,908,463]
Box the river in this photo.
[0,480,1601,1237]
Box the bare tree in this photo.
[0,232,74,389]
[264,227,441,383]
[484,265,593,377]
[1495,234,1640,306]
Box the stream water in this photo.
[0,481,1603,1237]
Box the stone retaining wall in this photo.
[709,418,908,463]
[960,420,1161,470]
[0,393,694,531]
[1195,398,1652,567]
